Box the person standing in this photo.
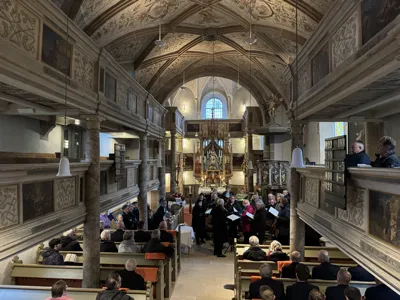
[241,199,254,244]
[252,200,267,244]
[150,199,169,230]
[122,204,134,230]
[131,202,139,229]
[211,198,228,257]
[276,197,290,245]
[192,198,206,245]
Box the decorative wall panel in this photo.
[298,63,311,97]
[332,10,360,70]
[0,185,18,229]
[55,177,76,211]
[22,181,54,222]
[338,186,365,230]
[127,168,136,187]
[73,48,94,90]
[0,0,39,57]
[312,43,329,86]
[304,177,319,208]
[117,83,128,108]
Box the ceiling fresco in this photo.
[65,0,336,105]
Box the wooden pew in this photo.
[0,284,152,300]
[236,268,376,300]
[36,249,173,298]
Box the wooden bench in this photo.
[12,263,164,300]
[0,284,152,300]
[236,268,376,300]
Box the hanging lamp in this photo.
[245,3,257,45]
[57,10,71,177]
[290,0,305,169]
[154,22,167,48]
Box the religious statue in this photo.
[265,94,284,124]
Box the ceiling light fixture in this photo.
[245,2,257,45]
[154,22,167,48]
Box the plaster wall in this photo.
[384,114,400,144]
[0,115,62,154]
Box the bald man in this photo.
[345,140,371,167]
[325,269,352,300]
[312,250,340,280]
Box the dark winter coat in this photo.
[251,209,267,237]
[345,151,371,167]
[192,205,206,232]
[41,248,64,265]
[242,246,267,261]
[372,152,400,168]
[143,238,174,257]
[60,236,82,252]
[100,240,118,253]
[95,289,132,300]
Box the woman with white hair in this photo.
[100,230,118,253]
[251,200,268,244]
[211,198,228,257]
[118,231,141,253]
[242,236,267,261]
[267,240,289,261]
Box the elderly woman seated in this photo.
[100,230,118,253]
[243,236,267,261]
[267,240,289,262]
[118,231,141,253]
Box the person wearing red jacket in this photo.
[241,199,254,244]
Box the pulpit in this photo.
[256,160,289,196]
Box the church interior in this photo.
[0,0,399,299]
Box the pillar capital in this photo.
[81,114,103,130]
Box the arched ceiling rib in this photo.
[57,0,336,105]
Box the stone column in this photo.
[170,130,177,194]
[289,121,305,258]
[139,133,149,229]
[159,138,166,200]
[82,115,101,288]
[364,122,383,159]
[247,133,254,193]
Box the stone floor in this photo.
[170,242,234,300]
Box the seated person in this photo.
[134,220,151,243]
[345,140,371,167]
[267,240,289,262]
[100,211,112,229]
[143,229,174,257]
[371,136,400,168]
[45,280,74,300]
[312,250,340,280]
[364,278,400,300]
[281,251,301,279]
[118,231,141,253]
[41,238,64,265]
[248,263,284,300]
[96,271,132,300]
[118,258,146,290]
[243,236,267,261]
[347,264,375,282]
[309,289,325,300]
[260,285,275,300]
[159,221,174,243]
[344,286,362,300]
[286,264,319,300]
[111,221,125,242]
[100,231,118,253]
[325,269,351,300]
[60,229,82,252]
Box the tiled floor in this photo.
[170,242,234,300]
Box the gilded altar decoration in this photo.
[193,116,233,187]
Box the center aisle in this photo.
[170,244,234,300]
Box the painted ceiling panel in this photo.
[302,0,336,14]
[134,61,166,88]
[75,0,120,28]
[106,35,155,63]
[224,32,275,53]
[91,0,193,46]
[256,57,287,83]
[146,33,199,60]
[190,41,235,54]
[181,7,237,28]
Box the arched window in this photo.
[205,98,223,119]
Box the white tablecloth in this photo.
[177,224,194,248]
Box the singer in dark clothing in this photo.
[211,198,228,257]
[252,200,267,244]
[192,199,207,245]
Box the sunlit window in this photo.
[335,122,345,136]
[205,98,223,119]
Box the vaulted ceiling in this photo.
[55,0,335,106]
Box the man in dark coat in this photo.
[131,202,140,229]
[281,251,301,279]
[252,200,267,244]
[96,272,132,300]
[41,238,64,265]
[150,199,168,230]
[347,265,375,282]
[211,198,228,257]
[122,204,134,230]
[345,140,371,167]
[159,221,174,243]
[372,136,400,168]
[192,198,206,244]
[248,263,284,300]
[325,269,351,300]
[243,236,267,261]
[312,250,340,280]
[118,258,145,291]
[60,234,82,252]
[134,221,151,243]
[111,222,125,242]
[143,229,174,258]
[286,264,319,300]
[276,197,290,245]
[364,279,400,300]
[100,231,118,253]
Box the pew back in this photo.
[0,285,152,300]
